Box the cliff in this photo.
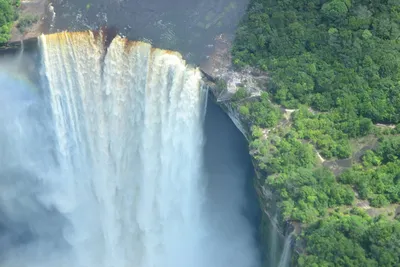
[200,33,267,139]
[200,33,295,266]
[200,30,400,267]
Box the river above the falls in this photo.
[50,0,249,64]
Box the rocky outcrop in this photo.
[9,0,54,43]
[200,33,269,140]
[0,37,38,54]
[200,33,267,102]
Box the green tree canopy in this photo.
[0,0,18,43]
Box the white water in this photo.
[17,40,24,65]
[38,31,207,267]
[269,213,279,266]
[0,30,261,267]
[277,232,293,267]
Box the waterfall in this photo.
[38,31,207,267]
[269,213,279,266]
[17,40,24,64]
[277,232,294,267]
[0,30,261,267]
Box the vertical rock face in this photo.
[201,33,296,267]
[200,33,269,139]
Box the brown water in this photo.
[50,0,249,64]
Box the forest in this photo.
[233,0,400,123]
[231,0,400,265]
[0,0,20,43]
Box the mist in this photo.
[0,69,71,267]
[202,101,262,267]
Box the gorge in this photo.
[12,0,400,266]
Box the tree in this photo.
[0,0,18,43]
[321,0,349,23]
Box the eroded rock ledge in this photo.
[200,33,269,139]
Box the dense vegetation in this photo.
[339,136,400,207]
[233,0,400,123]
[0,0,20,43]
[299,210,400,267]
[249,121,355,224]
[230,0,400,266]
[235,91,282,128]
[293,106,373,159]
